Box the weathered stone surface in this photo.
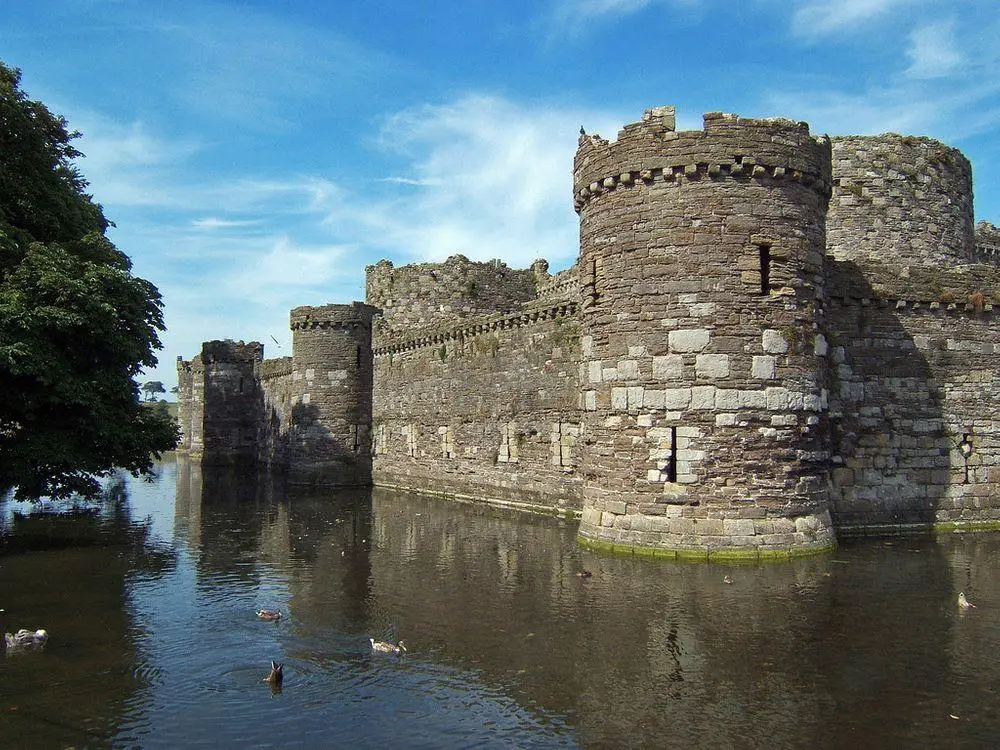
[178,105,1000,560]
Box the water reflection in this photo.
[4,462,1000,748]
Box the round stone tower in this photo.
[288,302,379,485]
[573,107,836,559]
[827,134,974,268]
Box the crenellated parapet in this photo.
[574,109,831,214]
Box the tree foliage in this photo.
[0,61,178,500]
[142,381,166,402]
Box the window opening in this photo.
[758,243,771,295]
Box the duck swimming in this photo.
[958,592,976,609]
[0,610,48,652]
[256,610,281,622]
[370,638,406,655]
[5,629,49,650]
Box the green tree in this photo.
[0,61,178,500]
[141,380,166,402]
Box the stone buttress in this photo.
[573,107,836,558]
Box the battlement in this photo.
[290,302,379,331]
[574,107,831,212]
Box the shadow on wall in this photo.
[826,260,948,530]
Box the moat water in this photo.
[2,457,1000,748]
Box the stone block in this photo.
[715,389,740,410]
[752,355,776,380]
[612,387,628,410]
[663,388,692,409]
[618,360,640,379]
[668,329,710,353]
[690,386,716,410]
[723,518,756,536]
[627,387,645,409]
[696,354,730,378]
[652,355,684,379]
[762,329,789,354]
[766,387,789,411]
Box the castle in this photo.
[177,106,1000,560]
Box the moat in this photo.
[2,458,1000,748]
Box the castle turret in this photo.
[288,302,379,485]
[573,107,835,559]
[176,340,263,464]
[827,135,974,268]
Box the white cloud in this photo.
[546,0,700,35]
[790,0,919,38]
[339,95,624,270]
[905,20,963,79]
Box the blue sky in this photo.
[4,0,998,391]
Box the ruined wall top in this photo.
[365,254,540,332]
[976,221,1000,264]
[573,107,831,208]
[827,134,974,269]
[198,339,263,364]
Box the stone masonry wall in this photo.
[176,340,262,464]
[976,221,1000,264]
[572,108,836,558]
[285,303,379,485]
[175,103,1000,559]
[366,254,541,331]
[371,295,583,512]
[826,260,1000,531]
[827,135,974,268]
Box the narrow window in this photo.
[667,426,678,483]
[239,377,245,393]
[356,345,362,367]
[758,244,771,295]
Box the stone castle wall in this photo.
[176,104,1000,560]
[365,254,542,331]
[371,296,583,512]
[572,109,836,556]
[827,135,974,268]
[176,340,262,464]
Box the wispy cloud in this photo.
[790,0,921,38]
[546,0,700,36]
[905,20,963,79]
[339,95,624,269]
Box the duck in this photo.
[0,609,48,652]
[6,629,49,650]
[263,660,283,686]
[723,575,734,585]
[256,610,281,622]
[576,570,593,578]
[370,638,406,655]
[958,592,976,609]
